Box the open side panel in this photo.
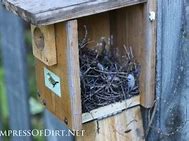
[110,3,156,108]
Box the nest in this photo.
[79,26,140,113]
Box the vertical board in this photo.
[66,20,82,130]
[110,3,156,108]
[141,0,156,107]
[36,20,82,130]
[0,4,32,141]
[146,0,189,140]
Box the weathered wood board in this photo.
[82,96,140,123]
[36,20,82,130]
[146,0,189,141]
[31,25,57,66]
[77,106,145,141]
[0,4,32,141]
[2,0,147,25]
[109,3,156,108]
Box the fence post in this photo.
[44,110,74,141]
[0,4,32,141]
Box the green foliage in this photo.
[0,35,9,120]
[25,30,32,48]
[0,67,9,119]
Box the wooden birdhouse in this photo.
[2,0,156,140]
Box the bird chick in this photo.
[127,74,135,91]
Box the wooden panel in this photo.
[2,0,147,25]
[77,106,145,141]
[67,20,82,130]
[31,25,57,66]
[110,3,156,108]
[36,20,81,130]
[78,13,110,50]
[141,0,156,107]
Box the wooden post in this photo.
[0,4,32,141]
[44,110,74,141]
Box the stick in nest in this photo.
[79,25,141,113]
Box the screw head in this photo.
[42,99,47,106]
[149,11,156,22]
[64,117,68,125]
[37,91,41,97]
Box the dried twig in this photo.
[79,26,140,113]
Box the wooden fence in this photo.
[145,0,189,140]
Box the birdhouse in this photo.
[2,0,156,140]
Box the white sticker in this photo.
[44,67,61,97]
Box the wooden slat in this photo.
[77,106,145,141]
[2,0,147,25]
[66,20,82,130]
[36,20,82,130]
[140,0,156,107]
[82,95,140,123]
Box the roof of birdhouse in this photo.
[2,0,146,25]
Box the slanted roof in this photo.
[2,0,146,25]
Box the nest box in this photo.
[2,0,156,137]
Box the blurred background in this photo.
[0,3,73,141]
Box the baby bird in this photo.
[127,74,135,91]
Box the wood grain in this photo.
[66,20,82,130]
[31,25,57,66]
[78,13,110,50]
[141,0,156,108]
[82,95,140,123]
[77,106,145,141]
[2,0,147,25]
[35,20,81,130]
[110,3,156,108]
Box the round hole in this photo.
[33,27,44,50]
